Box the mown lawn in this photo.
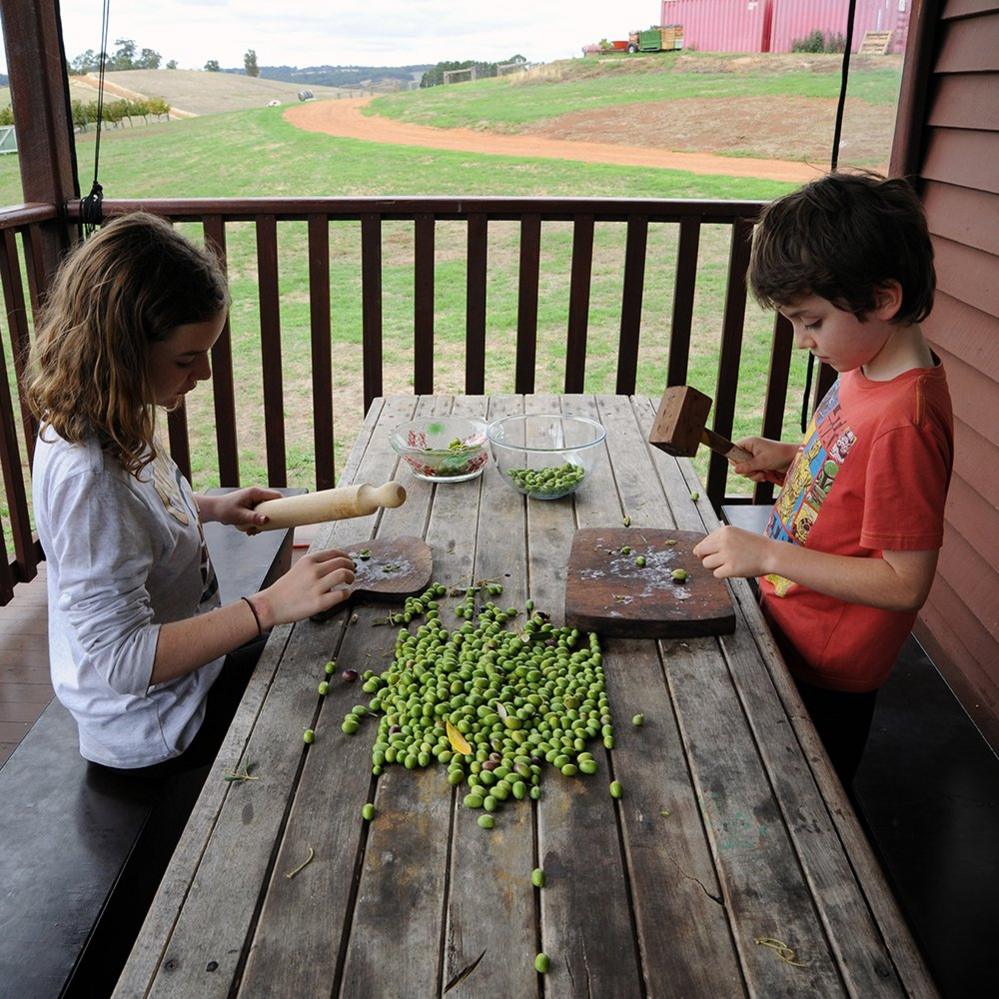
[1,104,810,541]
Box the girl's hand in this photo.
[199,487,283,529]
[252,548,356,627]
[730,437,798,484]
[693,526,776,579]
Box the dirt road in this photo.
[285,98,824,184]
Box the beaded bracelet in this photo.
[241,595,263,637]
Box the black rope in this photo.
[801,0,858,432]
[80,0,111,235]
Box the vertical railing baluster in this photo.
[0,229,36,462]
[166,403,192,482]
[413,214,435,395]
[308,215,335,490]
[667,217,701,388]
[465,214,487,394]
[814,361,837,412]
[0,513,12,603]
[256,215,287,486]
[753,312,794,505]
[515,216,541,394]
[361,215,383,412]
[564,215,594,393]
[20,225,45,317]
[202,216,240,487]
[708,218,754,508]
[616,215,648,395]
[0,307,35,583]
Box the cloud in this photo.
[0,0,658,72]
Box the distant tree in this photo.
[204,59,221,72]
[0,105,13,126]
[69,49,101,74]
[71,99,89,131]
[244,49,260,77]
[110,38,137,70]
[137,48,162,69]
[166,59,178,70]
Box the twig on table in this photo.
[754,936,809,967]
[285,845,315,880]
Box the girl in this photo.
[27,212,354,773]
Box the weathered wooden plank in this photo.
[440,392,539,999]
[525,393,644,997]
[361,216,384,412]
[564,217,594,393]
[633,396,859,995]
[126,398,417,999]
[575,394,746,996]
[166,403,192,483]
[113,399,388,998]
[339,395,485,998]
[236,395,445,998]
[670,440,934,998]
[667,217,701,388]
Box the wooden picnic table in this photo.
[115,394,937,999]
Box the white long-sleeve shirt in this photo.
[33,428,223,768]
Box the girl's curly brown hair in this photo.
[26,212,229,475]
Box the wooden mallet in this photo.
[649,386,752,464]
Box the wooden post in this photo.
[0,0,80,282]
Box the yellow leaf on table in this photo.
[445,720,471,756]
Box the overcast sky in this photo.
[1,1,663,73]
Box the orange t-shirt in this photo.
[760,362,953,692]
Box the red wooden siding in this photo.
[895,0,999,747]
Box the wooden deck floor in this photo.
[0,566,52,765]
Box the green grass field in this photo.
[1,90,816,540]
[368,53,901,157]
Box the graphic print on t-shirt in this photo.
[764,382,857,596]
[149,450,219,606]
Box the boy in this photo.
[692,172,953,787]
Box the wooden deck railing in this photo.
[0,196,826,605]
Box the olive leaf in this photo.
[445,719,472,756]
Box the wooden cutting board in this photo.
[564,528,736,638]
[312,536,432,620]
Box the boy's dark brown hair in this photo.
[27,212,229,475]
[749,171,935,325]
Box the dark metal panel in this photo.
[256,215,287,486]
[616,216,648,395]
[361,216,384,413]
[515,216,541,394]
[667,217,701,388]
[202,216,240,487]
[465,214,488,394]
[308,215,335,490]
[413,214,435,395]
[564,215,594,393]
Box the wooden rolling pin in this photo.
[240,482,406,532]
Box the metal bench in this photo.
[0,489,300,998]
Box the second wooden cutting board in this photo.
[564,528,736,638]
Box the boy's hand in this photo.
[199,487,283,529]
[730,437,798,484]
[693,525,776,579]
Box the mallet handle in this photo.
[701,429,753,464]
[240,482,406,532]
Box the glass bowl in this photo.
[487,413,606,500]
[390,416,489,482]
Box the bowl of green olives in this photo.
[486,413,606,500]
[390,416,489,482]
